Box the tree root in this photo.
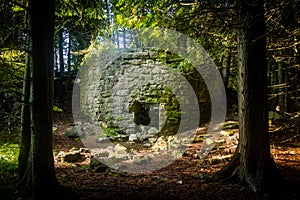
[210,151,240,183]
[210,151,287,196]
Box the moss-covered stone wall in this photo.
[79,48,211,140]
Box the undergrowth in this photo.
[0,141,19,187]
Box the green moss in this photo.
[103,127,119,137]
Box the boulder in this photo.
[62,151,85,163]
[64,127,79,138]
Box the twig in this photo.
[280,134,300,144]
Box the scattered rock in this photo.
[89,157,108,173]
[129,134,137,142]
[64,127,80,138]
[95,150,110,157]
[148,137,157,145]
[62,151,85,163]
[152,137,168,151]
[148,127,158,135]
[143,143,151,147]
[97,137,110,143]
[114,144,128,154]
[133,155,150,165]
[80,148,90,153]
[208,154,233,164]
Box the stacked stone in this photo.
[79,48,209,140]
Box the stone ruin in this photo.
[73,48,211,142]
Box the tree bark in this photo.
[212,0,284,194]
[17,44,34,197]
[19,55,32,178]
[221,49,231,89]
[67,31,71,72]
[58,29,65,73]
[277,51,286,113]
[19,7,31,180]
[30,0,57,198]
[15,1,57,198]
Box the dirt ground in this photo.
[51,98,300,200]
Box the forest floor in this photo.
[50,96,300,200]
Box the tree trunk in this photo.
[212,0,284,194]
[67,31,71,72]
[15,1,57,198]
[30,0,57,198]
[58,29,65,73]
[19,7,31,180]
[55,43,59,73]
[268,61,277,111]
[221,49,231,89]
[19,55,31,178]
[277,51,286,113]
[116,30,120,48]
[17,42,34,197]
[123,29,127,48]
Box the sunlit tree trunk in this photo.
[221,49,231,89]
[58,29,65,73]
[67,31,71,72]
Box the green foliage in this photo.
[112,0,238,90]
[103,127,119,137]
[0,49,25,89]
[198,173,205,179]
[60,173,68,182]
[54,0,113,71]
[81,164,88,170]
[55,0,105,30]
[53,105,63,112]
[0,143,19,183]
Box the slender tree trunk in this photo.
[286,48,298,113]
[123,29,126,48]
[295,50,299,113]
[19,7,31,180]
[212,0,283,194]
[67,31,71,72]
[221,49,231,89]
[17,42,34,198]
[277,51,286,113]
[55,43,59,73]
[268,61,278,111]
[19,56,31,178]
[30,0,57,198]
[111,33,116,45]
[58,29,65,73]
[116,30,120,48]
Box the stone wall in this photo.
[77,48,210,141]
